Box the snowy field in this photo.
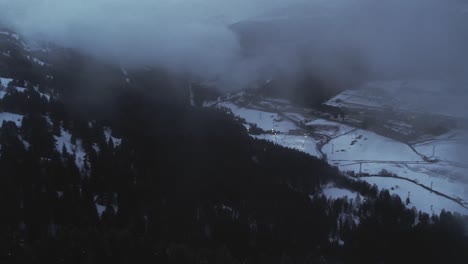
[323,129,422,162]
[210,97,468,215]
[361,176,468,215]
[413,130,468,165]
[322,128,468,211]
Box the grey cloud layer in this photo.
[1,0,468,89]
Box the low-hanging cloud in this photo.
[1,0,468,90]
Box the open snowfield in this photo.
[323,127,468,211]
[361,176,468,215]
[413,130,468,165]
[323,129,422,162]
[209,95,468,215]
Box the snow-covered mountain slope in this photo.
[206,90,468,215]
[0,28,127,173]
[0,28,51,65]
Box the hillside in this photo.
[0,27,467,263]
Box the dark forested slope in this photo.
[0,28,467,264]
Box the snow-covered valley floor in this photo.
[208,93,468,215]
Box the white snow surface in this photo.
[218,102,298,133]
[0,77,13,88]
[0,112,23,127]
[323,128,468,211]
[208,96,468,215]
[95,203,106,218]
[323,129,422,162]
[413,131,468,165]
[361,176,468,216]
[54,129,87,172]
[0,76,51,100]
[253,134,321,157]
[284,112,305,122]
[322,185,358,200]
[15,87,26,93]
[104,128,122,146]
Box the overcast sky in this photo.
[1,0,468,90]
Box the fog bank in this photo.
[1,0,468,90]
